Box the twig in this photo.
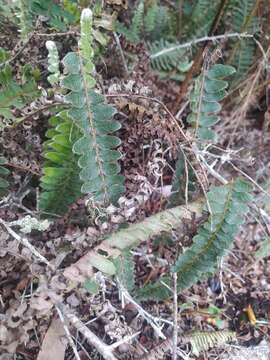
[113,32,128,77]
[150,33,254,59]
[55,305,81,360]
[0,34,34,67]
[229,161,270,201]
[14,102,66,127]
[118,281,166,340]
[108,332,141,350]
[58,304,117,360]
[0,219,54,270]
[33,31,79,38]
[172,272,178,360]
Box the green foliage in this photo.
[187,0,221,38]
[62,9,124,205]
[0,156,10,198]
[228,0,259,81]
[188,330,236,356]
[17,0,32,40]
[149,40,192,74]
[255,237,270,260]
[39,112,82,216]
[117,0,144,43]
[46,41,60,86]
[172,178,251,290]
[137,178,251,300]
[0,65,40,128]
[31,0,75,31]
[187,64,236,142]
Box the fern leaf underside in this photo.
[39,112,82,215]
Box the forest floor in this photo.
[1,15,270,360]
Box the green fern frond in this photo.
[137,178,251,300]
[61,9,124,205]
[46,41,60,86]
[116,0,144,43]
[172,178,252,290]
[0,64,40,128]
[39,112,82,216]
[187,63,235,142]
[17,0,32,40]
[31,0,75,31]
[187,0,221,38]
[188,330,236,356]
[149,39,192,73]
[0,156,10,198]
[228,0,259,80]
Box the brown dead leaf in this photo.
[37,318,66,360]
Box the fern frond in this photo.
[187,0,221,38]
[31,0,75,31]
[46,41,60,86]
[137,178,251,300]
[172,178,251,290]
[0,65,40,127]
[39,112,82,216]
[116,0,144,43]
[188,330,236,356]
[0,156,10,198]
[149,39,192,73]
[17,0,32,40]
[61,9,124,205]
[228,0,259,80]
[187,63,235,142]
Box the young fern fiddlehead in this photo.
[62,9,125,205]
[46,41,60,86]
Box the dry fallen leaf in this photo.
[37,318,66,360]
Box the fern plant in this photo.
[39,112,82,215]
[39,9,125,212]
[187,63,236,142]
[228,0,260,81]
[116,0,144,43]
[189,330,236,356]
[61,9,124,204]
[137,178,251,300]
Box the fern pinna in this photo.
[62,9,124,205]
[39,112,82,215]
[188,63,235,142]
